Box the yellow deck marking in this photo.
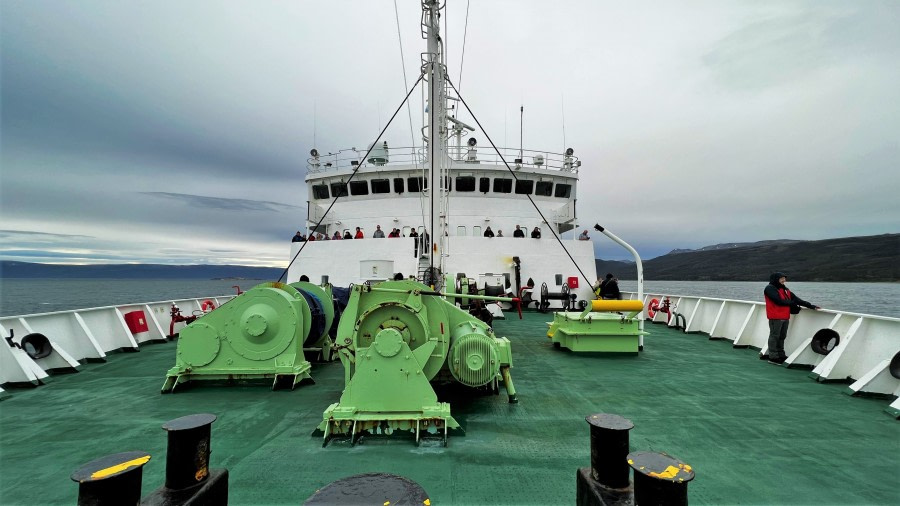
[648,465,681,479]
[90,455,150,479]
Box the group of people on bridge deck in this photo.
[293,224,558,242]
[510,225,541,238]
[292,226,424,242]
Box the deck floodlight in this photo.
[468,137,477,147]
[565,147,574,156]
[311,148,319,157]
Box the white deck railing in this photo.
[0,295,235,387]
[624,291,900,416]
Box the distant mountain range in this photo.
[2,233,897,282]
[597,233,899,282]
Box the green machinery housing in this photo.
[546,299,647,353]
[318,279,516,445]
[161,281,335,392]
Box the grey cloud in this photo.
[703,5,900,90]
[1,1,897,265]
[0,230,95,241]
[140,192,300,213]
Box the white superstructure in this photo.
[286,0,596,304]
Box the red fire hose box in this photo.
[124,310,149,334]
[567,276,579,289]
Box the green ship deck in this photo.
[1,311,897,505]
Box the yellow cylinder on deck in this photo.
[591,300,644,312]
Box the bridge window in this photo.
[349,180,369,196]
[479,177,490,193]
[555,183,572,198]
[457,226,467,236]
[456,176,475,192]
[535,181,553,196]
[371,179,390,194]
[407,176,427,192]
[515,180,534,194]
[330,182,348,197]
[393,178,405,193]
[473,226,481,236]
[312,184,329,200]
[494,178,512,193]
[402,226,411,236]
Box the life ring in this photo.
[647,298,660,319]
[201,299,217,312]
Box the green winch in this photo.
[161,281,335,392]
[318,279,516,446]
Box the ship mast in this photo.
[424,0,446,279]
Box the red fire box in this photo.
[567,276,579,289]
[124,310,149,334]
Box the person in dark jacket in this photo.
[513,225,525,238]
[483,226,495,238]
[292,231,304,242]
[530,227,541,239]
[594,273,621,300]
[764,272,820,364]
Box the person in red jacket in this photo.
[764,272,820,364]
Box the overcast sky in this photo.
[2,0,898,266]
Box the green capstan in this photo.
[319,279,516,446]
[161,281,335,393]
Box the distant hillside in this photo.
[667,239,801,255]
[598,234,899,282]
[0,262,283,280]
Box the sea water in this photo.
[1,278,898,318]
[617,280,900,318]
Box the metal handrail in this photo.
[306,145,581,174]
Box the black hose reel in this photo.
[539,282,570,312]
[889,351,900,380]
[810,329,840,355]
[4,330,53,360]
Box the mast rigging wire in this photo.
[445,76,595,291]
[456,0,470,102]
[392,0,418,160]
[277,73,426,283]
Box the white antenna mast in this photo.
[424,0,447,280]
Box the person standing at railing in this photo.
[484,227,495,238]
[764,272,820,365]
[354,227,364,239]
[513,225,525,238]
[578,230,590,240]
[530,227,541,239]
[373,225,385,238]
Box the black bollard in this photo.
[141,413,228,506]
[305,473,429,505]
[586,413,634,489]
[577,413,635,506]
[71,451,151,506]
[161,413,216,489]
[627,451,694,506]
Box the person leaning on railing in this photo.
[764,272,820,364]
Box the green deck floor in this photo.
[1,311,897,505]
